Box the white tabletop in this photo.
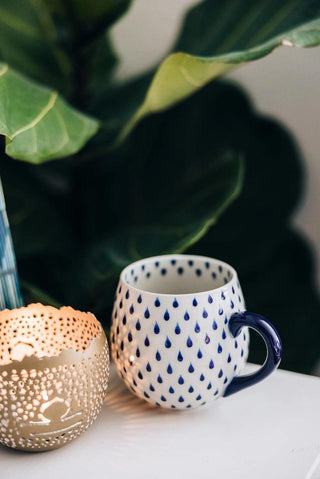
[1,364,320,479]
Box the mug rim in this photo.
[120,254,238,298]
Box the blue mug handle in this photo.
[223,311,282,397]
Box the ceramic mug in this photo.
[111,255,282,409]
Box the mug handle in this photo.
[223,311,282,397]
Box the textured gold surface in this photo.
[0,304,109,452]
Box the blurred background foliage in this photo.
[1,0,320,373]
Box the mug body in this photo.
[111,255,249,409]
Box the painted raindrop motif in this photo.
[156,350,161,361]
[209,359,214,369]
[187,337,193,348]
[169,386,175,394]
[188,363,194,373]
[144,308,150,319]
[218,369,223,378]
[178,375,184,385]
[128,331,133,342]
[212,320,218,330]
[178,267,184,275]
[138,371,143,380]
[175,324,181,334]
[144,336,150,347]
[195,322,200,333]
[189,386,194,393]
[205,334,210,344]
[197,349,203,359]
[193,298,198,307]
[146,362,152,372]
[167,364,173,374]
[218,344,223,354]
[138,294,142,303]
[150,384,155,392]
[222,329,227,340]
[164,310,170,321]
[125,290,130,299]
[136,347,140,357]
[227,354,232,363]
[154,322,160,334]
[200,374,205,381]
[178,351,183,362]
[136,319,141,331]
[202,309,208,318]
[208,295,213,304]
[122,315,127,325]
[130,304,134,314]
[165,337,172,348]
[155,298,161,307]
[184,312,190,321]
[173,299,179,308]
[158,375,163,384]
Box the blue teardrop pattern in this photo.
[144,392,150,399]
[218,369,223,378]
[144,336,150,347]
[184,311,190,321]
[137,294,142,303]
[171,259,176,265]
[128,331,133,342]
[205,334,210,344]
[212,320,218,330]
[158,375,163,384]
[214,390,219,396]
[178,267,184,275]
[177,351,183,362]
[195,322,200,333]
[129,304,134,314]
[222,329,227,340]
[155,298,161,307]
[197,349,203,359]
[188,363,194,373]
[156,350,161,361]
[116,325,120,335]
[193,298,198,307]
[196,395,202,401]
[160,395,167,402]
[122,315,127,325]
[224,316,228,324]
[188,260,194,267]
[202,309,208,318]
[161,268,167,276]
[149,384,155,392]
[219,308,223,315]
[234,340,238,349]
[136,347,140,358]
[208,294,213,304]
[136,320,141,331]
[224,377,228,384]
[221,292,226,300]
[165,337,172,348]
[125,290,130,299]
[241,349,244,357]
[144,308,150,319]
[120,341,124,351]
[217,344,223,354]
[169,386,175,394]
[146,362,152,372]
[230,300,234,309]
[175,324,181,334]
[138,371,143,380]
[154,322,160,334]
[212,272,217,279]
[164,310,170,321]
[187,337,193,348]
[167,364,173,374]
[207,382,212,390]
[227,354,232,363]
[178,396,185,403]
[209,359,214,369]
[173,299,179,308]
[119,300,123,309]
[200,374,205,381]
[189,386,194,393]
[178,375,184,385]
[195,269,202,277]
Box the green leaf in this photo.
[0,63,98,163]
[68,82,244,305]
[0,0,71,92]
[118,0,320,141]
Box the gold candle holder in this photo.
[0,303,109,452]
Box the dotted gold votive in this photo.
[0,303,109,452]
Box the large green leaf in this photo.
[0,63,98,163]
[0,0,71,92]
[118,0,320,141]
[65,82,244,308]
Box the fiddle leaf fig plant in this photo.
[1,0,320,372]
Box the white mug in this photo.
[111,255,282,409]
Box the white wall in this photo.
[111,0,320,286]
